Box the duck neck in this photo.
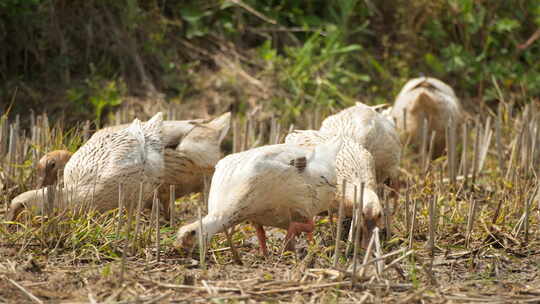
[199,214,229,243]
[352,166,377,191]
[164,149,215,176]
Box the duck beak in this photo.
[174,240,191,256]
[6,202,25,223]
[174,236,197,256]
[361,218,377,249]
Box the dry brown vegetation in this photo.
[2,100,540,303]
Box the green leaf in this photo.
[424,53,444,74]
[220,0,235,10]
[494,18,520,33]
[331,44,362,54]
[180,6,208,24]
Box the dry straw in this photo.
[465,196,477,249]
[133,182,144,246]
[420,117,428,169]
[345,185,357,255]
[333,180,346,267]
[471,121,481,189]
[169,185,176,227]
[224,227,242,265]
[351,182,365,287]
[153,190,161,263]
[198,205,207,270]
[408,199,418,250]
[115,183,124,240]
[427,195,437,256]
[461,122,469,186]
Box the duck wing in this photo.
[63,113,164,210]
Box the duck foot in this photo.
[284,218,315,252]
[254,224,269,256]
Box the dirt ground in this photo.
[2,211,540,304]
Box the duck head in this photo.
[174,221,201,254]
[36,150,72,188]
[361,188,384,249]
[6,189,47,222]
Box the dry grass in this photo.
[2,101,540,303]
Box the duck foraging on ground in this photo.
[174,138,342,256]
[285,130,383,248]
[390,76,464,158]
[7,112,164,221]
[30,112,231,215]
[159,112,230,208]
[319,102,402,191]
[63,112,164,211]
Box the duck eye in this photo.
[190,230,196,236]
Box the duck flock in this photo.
[7,76,464,258]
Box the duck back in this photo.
[63,113,164,210]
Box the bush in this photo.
[0,0,538,122]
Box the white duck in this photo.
[390,76,464,157]
[285,130,381,248]
[174,139,342,255]
[92,112,230,205]
[63,112,164,211]
[7,113,164,220]
[32,118,201,189]
[161,112,230,205]
[29,113,231,215]
[319,102,402,191]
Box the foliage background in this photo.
[0,0,539,124]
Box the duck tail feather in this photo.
[142,112,165,181]
[127,118,146,161]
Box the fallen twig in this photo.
[7,278,43,304]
